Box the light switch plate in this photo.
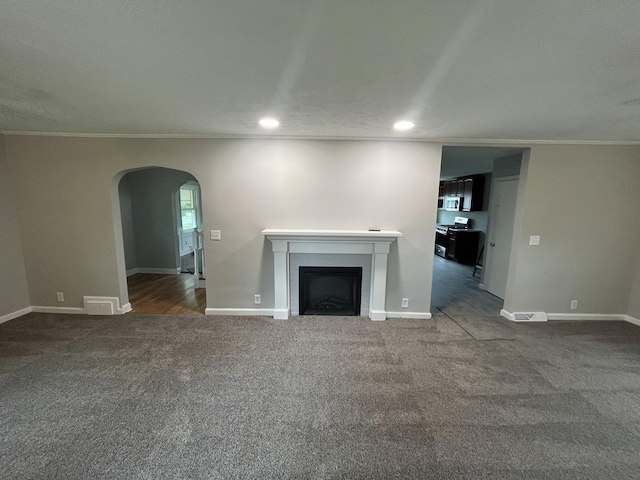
[529,235,540,246]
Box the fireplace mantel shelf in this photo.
[262,229,403,242]
[263,229,402,321]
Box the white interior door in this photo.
[483,176,519,299]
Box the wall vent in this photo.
[513,312,548,322]
[83,296,119,315]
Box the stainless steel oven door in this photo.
[436,231,447,247]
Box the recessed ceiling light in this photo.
[259,117,280,129]
[393,120,415,131]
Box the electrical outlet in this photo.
[210,230,221,241]
[401,298,409,308]
[254,294,261,305]
[56,292,64,302]
[529,235,541,246]
[570,300,578,310]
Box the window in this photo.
[180,186,198,230]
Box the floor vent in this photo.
[513,312,548,322]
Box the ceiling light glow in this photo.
[259,117,280,129]
[393,120,415,131]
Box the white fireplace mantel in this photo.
[262,229,402,321]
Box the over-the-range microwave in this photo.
[444,196,462,211]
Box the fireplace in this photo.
[262,229,402,320]
[299,267,362,316]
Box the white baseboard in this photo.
[546,313,623,321]
[502,308,640,327]
[624,315,640,327]
[32,306,86,314]
[203,308,434,321]
[0,306,33,324]
[128,267,181,276]
[386,311,432,320]
[119,302,133,314]
[272,308,290,320]
[30,297,131,316]
[205,308,275,317]
[369,309,387,321]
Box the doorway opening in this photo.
[115,167,206,314]
[431,146,526,317]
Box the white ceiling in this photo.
[1,1,639,141]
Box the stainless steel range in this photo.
[435,216,470,258]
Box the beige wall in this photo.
[5,137,639,319]
[5,136,442,314]
[504,144,640,315]
[629,247,640,320]
[0,135,30,318]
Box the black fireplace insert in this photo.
[299,266,362,316]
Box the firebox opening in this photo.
[299,266,362,316]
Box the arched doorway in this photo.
[114,167,206,314]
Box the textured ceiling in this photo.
[1,0,639,141]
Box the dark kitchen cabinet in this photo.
[450,179,462,196]
[462,176,485,211]
[439,175,485,211]
[444,181,453,197]
[446,230,480,265]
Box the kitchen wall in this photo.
[504,145,640,316]
[0,135,31,319]
[493,153,522,178]
[5,136,442,315]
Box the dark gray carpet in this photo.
[2,312,640,479]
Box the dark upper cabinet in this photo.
[438,175,485,212]
[439,175,485,210]
[462,175,485,211]
[444,181,453,197]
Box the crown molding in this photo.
[2,130,640,145]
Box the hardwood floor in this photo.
[431,254,503,315]
[127,273,206,315]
